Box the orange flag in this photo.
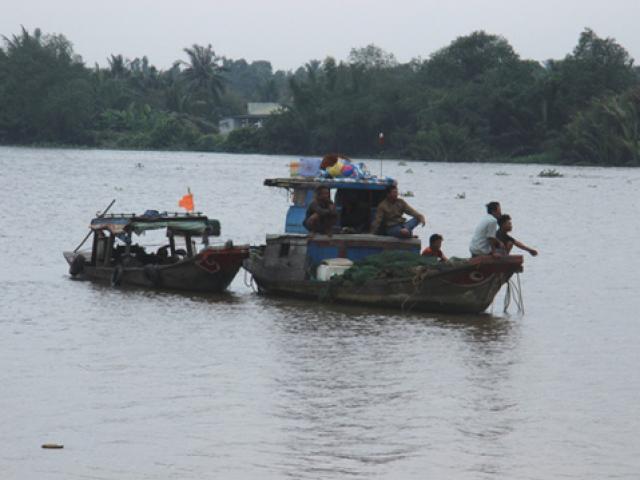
[178,190,194,212]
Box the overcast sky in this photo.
[2,0,638,71]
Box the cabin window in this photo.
[279,242,290,257]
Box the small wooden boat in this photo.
[244,174,524,314]
[64,210,248,293]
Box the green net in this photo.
[331,251,468,286]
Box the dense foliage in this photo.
[1,27,639,165]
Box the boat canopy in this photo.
[264,176,396,191]
[90,211,220,236]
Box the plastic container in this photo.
[316,258,354,281]
[289,161,300,177]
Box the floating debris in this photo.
[398,161,408,166]
[455,192,466,199]
[42,444,64,449]
[405,168,414,174]
[538,168,563,178]
[532,181,543,185]
[135,162,144,168]
[401,191,414,197]
[495,171,509,176]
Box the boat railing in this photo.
[99,211,205,218]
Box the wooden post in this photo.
[91,232,98,266]
[104,234,114,267]
[169,233,176,256]
[185,235,193,257]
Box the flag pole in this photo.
[378,132,384,177]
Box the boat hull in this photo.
[245,254,523,314]
[64,246,249,293]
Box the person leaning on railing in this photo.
[496,214,538,256]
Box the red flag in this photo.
[178,190,194,212]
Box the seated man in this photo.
[421,233,448,261]
[371,185,426,238]
[303,185,338,235]
[497,214,538,256]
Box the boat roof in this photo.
[266,233,420,245]
[264,176,396,191]
[90,211,220,235]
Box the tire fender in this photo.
[69,255,85,276]
[111,264,124,287]
[144,264,162,287]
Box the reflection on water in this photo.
[1,147,639,479]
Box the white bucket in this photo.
[316,258,353,281]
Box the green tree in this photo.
[0,27,93,143]
[181,44,225,115]
[543,29,637,130]
[560,87,640,165]
[348,44,397,69]
[422,31,519,87]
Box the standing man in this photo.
[469,201,503,257]
[304,186,338,235]
[371,185,426,238]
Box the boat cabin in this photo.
[87,210,221,268]
[264,176,398,234]
[258,177,420,277]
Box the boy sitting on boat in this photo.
[421,233,448,261]
[371,185,426,238]
[497,214,538,256]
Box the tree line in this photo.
[0,26,639,166]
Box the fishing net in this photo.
[331,251,469,286]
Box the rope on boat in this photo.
[400,269,431,313]
[243,268,259,293]
[503,273,525,314]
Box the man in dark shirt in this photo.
[304,186,337,235]
[497,215,538,256]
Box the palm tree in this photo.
[181,44,225,106]
[3,26,40,47]
[107,54,128,79]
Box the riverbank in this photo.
[2,142,630,168]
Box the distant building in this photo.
[218,102,283,135]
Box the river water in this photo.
[0,147,638,479]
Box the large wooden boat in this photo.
[64,210,248,293]
[244,174,523,314]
